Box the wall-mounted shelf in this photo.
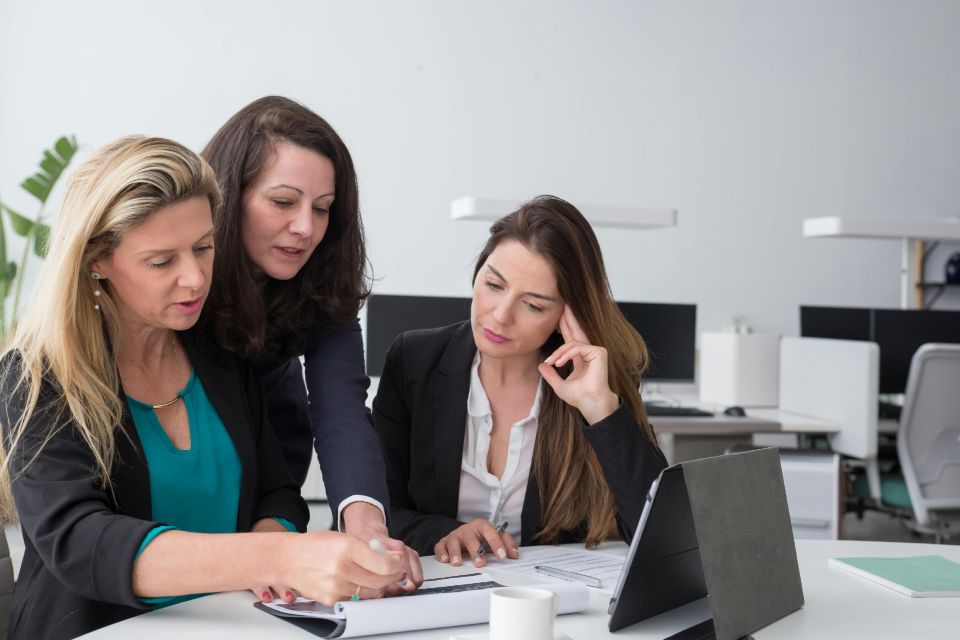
[451,196,677,229]
[916,281,960,308]
[803,217,960,240]
[803,216,960,309]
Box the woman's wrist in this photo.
[272,531,309,587]
[578,391,620,425]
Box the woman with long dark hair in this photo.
[373,195,667,563]
[201,96,420,590]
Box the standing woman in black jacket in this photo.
[200,99,418,582]
[0,136,403,639]
[373,196,668,564]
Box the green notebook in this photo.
[829,555,960,597]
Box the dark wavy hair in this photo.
[200,96,370,359]
[473,195,659,547]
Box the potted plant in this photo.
[0,135,78,340]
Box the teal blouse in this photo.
[127,371,242,534]
[127,371,294,606]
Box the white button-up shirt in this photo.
[457,352,542,541]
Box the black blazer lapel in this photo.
[111,410,151,521]
[520,472,541,545]
[181,330,258,530]
[431,322,476,517]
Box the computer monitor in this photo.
[799,306,871,342]
[799,305,960,394]
[365,295,698,383]
[617,302,697,383]
[365,295,471,376]
[873,309,960,394]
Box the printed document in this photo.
[483,546,625,589]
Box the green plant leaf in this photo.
[0,203,7,283]
[33,223,51,258]
[55,136,78,164]
[20,134,79,204]
[3,207,34,237]
[2,261,17,300]
[21,175,51,203]
[2,204,34,237]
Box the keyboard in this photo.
[643,404,715,417]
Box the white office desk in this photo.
[649,406,842,465]
[79,540,960,639]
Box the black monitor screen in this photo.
[873,309,960,394]
[799,305,960,394]
[366,295,698,382]
[799,306,872,342]
[365,295,471,376]
[617,302,697,383]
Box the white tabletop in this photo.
[79,540,960,639]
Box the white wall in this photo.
[3,0,960,342]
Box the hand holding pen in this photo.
[433,518,520,568]
[476,521,508,558]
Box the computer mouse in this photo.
[723,406,747,417]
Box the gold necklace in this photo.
[151,344,184,411]
[119,334,184,410]
[152,394,182,410]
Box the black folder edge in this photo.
[253,601,346,638]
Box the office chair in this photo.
[894,343,960,542]
[0,528,13,640]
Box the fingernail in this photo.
[452,556,460,564]
[497,548,507,559]
[261,591,271,600]
[285,591,293,600]
[440,554,448,562]
[399,579,408,587]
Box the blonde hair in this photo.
[0,136,220,521]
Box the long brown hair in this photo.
[200,96,370,359]
[472,195,659,547]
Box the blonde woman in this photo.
[0,137,402,640]
[373,196,667,564]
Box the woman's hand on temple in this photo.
[539,305,619,424]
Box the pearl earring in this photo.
[91,271,103,311]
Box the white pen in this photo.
[534,564,603,588]
[369,539,408,587]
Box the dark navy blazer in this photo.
[255,318,389,520]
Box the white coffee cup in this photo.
[489,586,558,640]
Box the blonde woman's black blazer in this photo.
[372,320,667,556]
[1,329,308,640]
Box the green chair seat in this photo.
[851,473,913,510]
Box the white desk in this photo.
[79,540,960,639]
